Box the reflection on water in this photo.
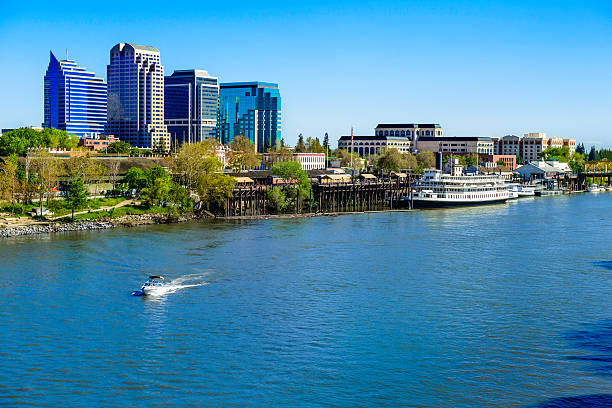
[566,321,612,376]
[532,394,612,407]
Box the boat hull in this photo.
[413,198,508,208]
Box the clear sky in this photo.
[1,0,611,147]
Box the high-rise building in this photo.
[165,69,219,146]
[43,51,107,137]
[218,82,281,153]
[106,43,170,150]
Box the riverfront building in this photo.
[218,82,281,153]
[43,52,107,137]
[375,124,443,141]
[416,136,495,155]
[106,43,170,150]
[491,133,577,162]
[164,69,219,146]
[261,152,326,171]
[338,135,411,157]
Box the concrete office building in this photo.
[416,136,494,155]
[337,135,411,156]
[375,124,443,142]
[165,69,219,146]
[106,43,170,150]
[492,133,577,162]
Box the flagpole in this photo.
[350,126,354,170]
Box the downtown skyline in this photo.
[1,0,611,147]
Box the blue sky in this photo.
[1,0,611,147]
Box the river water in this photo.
[1,193,611,407]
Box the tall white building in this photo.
[106,43,170,150]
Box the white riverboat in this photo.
[412,161,510,208]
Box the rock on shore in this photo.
[0,213,199,238]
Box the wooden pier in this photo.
[224,176,416,217]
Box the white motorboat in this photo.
[517,185,536,197]
[131,276,165,296]
[588,183,601,193]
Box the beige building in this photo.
[375,123,443,141]
[262,152,326,171]
[492,133,577,162]
[107,43,171,151]
[337,135,411,156]
[416,137,494,155]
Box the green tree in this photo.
[337,149,362,169]
[171,141,222,189]
[122,167,147,191]
[416,151,435,169]
[65,176,88,220]
[140,176,172,206]
[404,152,418,171]
[295,134,306,153]
[539,147,570,162]
[0,156,20,213]
[305,137,325,153]
[270,161,311,213]
[107,141,132,154]
[266,186,288,213]
[228,135,260,171]
[31,151,61,215]
[375,148,405,173]
[497,159,506,167]
[588,146,598,161]
[323,133,329,151]
[195,167,236,211]
[168,183,193,212]
[0,127,77,156]
[569,152,585,172]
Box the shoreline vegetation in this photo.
[0,127,606,238]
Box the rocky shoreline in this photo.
[0,213,198,238]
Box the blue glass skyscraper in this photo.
[165,69,219,146]
[218,82,281,152]
[43,51,107,137]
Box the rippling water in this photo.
[1,193,611,407]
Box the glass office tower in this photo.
[165,69,219,146]
[218,82,281,152]
[43,51,107,137]
[106,43,170,150]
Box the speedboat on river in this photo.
[131,276,164,296]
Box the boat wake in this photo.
[144,273,209,297]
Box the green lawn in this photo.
[66,204,173,222]
[48,196,130,217]
[1,196,130,218]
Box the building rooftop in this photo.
[376,123,442,129]
[418,136,493,142]
[338,135,411,141]
[131,44,159,52]
[220,82,279,89]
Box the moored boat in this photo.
[412,160,509,208]
[588,183,601,192]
